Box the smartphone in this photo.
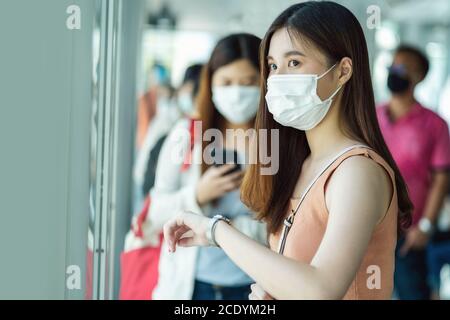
[211,148,242,175]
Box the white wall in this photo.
[0,0,94,299]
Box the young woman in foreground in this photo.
[163,1,413,300]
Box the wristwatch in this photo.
[206,215,231,247]
[418,217,434,235]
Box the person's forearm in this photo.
[214,221,338,300]
[231,215,268,245]
[422,172,449,223]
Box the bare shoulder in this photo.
[326,155,393,222]
[334,155,390,183]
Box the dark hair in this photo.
[182,64,203,97]
[196,33,261,174]
[395,44,429,81]
[240,1,412,235]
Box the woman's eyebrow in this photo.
[239,74,258,81]
[284,50,305,57]
[266,51,305,60]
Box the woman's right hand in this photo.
[249,283,274,300]
[196,164,244,206]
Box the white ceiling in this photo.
[385,0,450,24]
[145,0,303,37]
[146,0,450,35]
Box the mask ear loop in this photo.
[316,63,342,102]
[317,63,337,80]
[327,84,342,101]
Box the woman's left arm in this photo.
[165,156,392,299]
[232,214,268,245]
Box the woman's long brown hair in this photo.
[240,1,413,235]
[196,33,261,174]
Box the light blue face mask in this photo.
[177,93,194,114]
[265,64,341,131]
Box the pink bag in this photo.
[119,119,196,300]
[119,197,162,300]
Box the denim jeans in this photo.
[394,237,430,300]
[427,240,450,292]
[192,280,251,300]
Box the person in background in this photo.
[176,64,203,117]
[135,63,172,150]
[132,63,176,213]
[150,34,267,300]
[377,45,450,299]
[135,63,204,204]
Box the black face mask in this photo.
[387,72,410,94]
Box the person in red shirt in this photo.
[377,45,450,299]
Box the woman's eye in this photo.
[288,60,300,67]
[269,63,277,71]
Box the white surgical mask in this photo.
[157,97,180,122]
[157,96,172,112]
[177,93,194,114]
[265,64,341,131]
[212,85,260,124]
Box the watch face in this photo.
[418,218,432,233]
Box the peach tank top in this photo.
[269,146,398,300]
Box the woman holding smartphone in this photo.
[149,33,267,300]
[163,1,413,300]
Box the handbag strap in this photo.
[277,144,371,254]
